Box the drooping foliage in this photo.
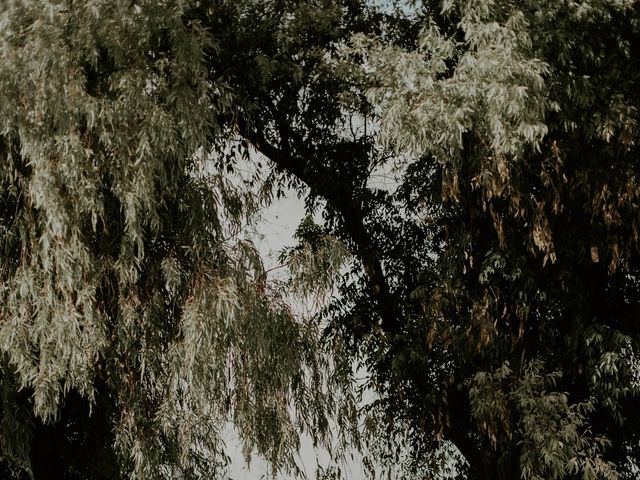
[0,1,356,478]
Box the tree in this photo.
[0,1,356,478]
[235,0,640,478]
[210,0,640,478]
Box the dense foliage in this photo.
[1,0,640,479]
[217,0,640,478]
[0,1,356,478]
[327,1,640,479]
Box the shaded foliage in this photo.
[211,0,640,478]
[311,1,640,479]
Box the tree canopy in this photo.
[1,1,640,479]
[0,1,356,478]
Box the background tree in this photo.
[250,0,640,478]
[210,0,640,478]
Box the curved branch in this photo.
[242,123,400,334]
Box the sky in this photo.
[224,188,370,480]
[215,121,415,478]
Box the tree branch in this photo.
[242,123,400,334]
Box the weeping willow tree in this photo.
[0,1,357,478]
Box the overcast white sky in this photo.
[224,188,370,480]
